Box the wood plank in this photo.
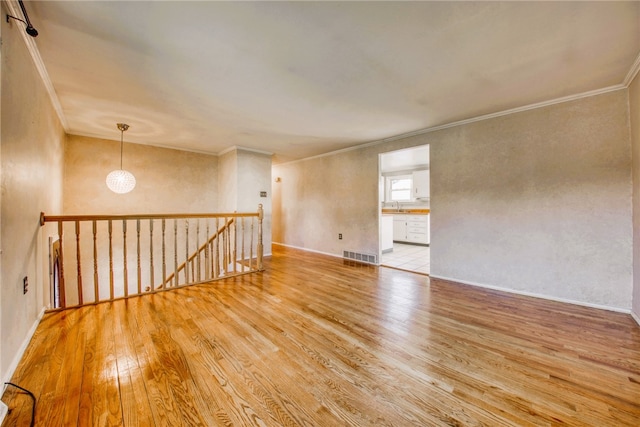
[2,245,640,426]
[112,300,155,426]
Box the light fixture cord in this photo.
[120,129,124,169]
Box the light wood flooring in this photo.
[2,244,640,426]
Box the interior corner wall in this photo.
[237,150,272,255]
[1,4,65,382]
[64,135,219,215]
[630,72,640,320]
[217,149,238,213]
[273,89,633,310]
[219,148,272,255]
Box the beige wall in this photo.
[432,91,632,309]
[273,90,633,310]
[65,135,218,215]
[237,149,272,255]
[62,136,220,305]
[62,142,273,304]
[219,148,272,255]
[273,148,379,256]
[1,4,65,381]
[218,149,238,213]
[631,72,640,319]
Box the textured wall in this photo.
[273,90,633,310]
[631,73,640,319]
[217,149,237,213]
[1,4,65,380]
[431,91,632,309]
[273,147,379,257]
[218,148,272,255]
[63,136,220,304]
[64,135,218,214]
[236,149,272,255]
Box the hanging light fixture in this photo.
[106,123,136,194]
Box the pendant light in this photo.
[106,123,136,194]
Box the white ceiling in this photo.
[16,1,640,163]
[381,145,429,173]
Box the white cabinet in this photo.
[381,215,394,253]
[413,170,430,199]
[393,217,406,241]
[393,214,429,245]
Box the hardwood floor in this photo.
[2,245,640,426]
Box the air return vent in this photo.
[343,251,377,264]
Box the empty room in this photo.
[1,1,640,426]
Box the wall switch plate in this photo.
[23,276,28,294]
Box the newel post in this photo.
[257,204,264,270]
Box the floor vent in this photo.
[343,251,377,264]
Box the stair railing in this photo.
[158,217,234,290]
[40,205,264,310]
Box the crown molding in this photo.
[7,0,638,163]
[623,50,640,87]
[217,145,273,157]
[4,0,68,130]
[280,84,627,166]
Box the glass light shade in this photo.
[106,169,136,194]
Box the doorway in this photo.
[379,145,430,274]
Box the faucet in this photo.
[395,201,401,212]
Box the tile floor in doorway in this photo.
[380,242,430,275]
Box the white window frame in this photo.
[386,175,413,202]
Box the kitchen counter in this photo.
[382,209,430,215]
[389,211,430,245]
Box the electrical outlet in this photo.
[23,276,28,294]
[338,233,342,240]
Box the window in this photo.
[389,176,413,201]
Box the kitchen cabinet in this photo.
[381,215,394,253]
[393,217,406,241]
[413,170,430,199]
[393,214,429,245]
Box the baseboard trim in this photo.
[272,242,343,260]
[631,311,640,326]
[271,244,635,317]
[2,307,46,386]
[429,274,631,314]
[0,307,45,424]
[0,401,8,424]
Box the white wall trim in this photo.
[218,145,273,157]
[430,274,631,314]
[0,308,44,423]
[5,0,68,131]
[274,243,637,316]
[0,401,7,425]
[623,51,640,87]
[631,311,640,327]
[67,132,222,157]
[2,308,46,386]
[272,242,342,260]
[280,85,626,166]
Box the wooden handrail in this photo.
[40,205,264,310]
[41,211,258,225]
[161,218,234,288]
